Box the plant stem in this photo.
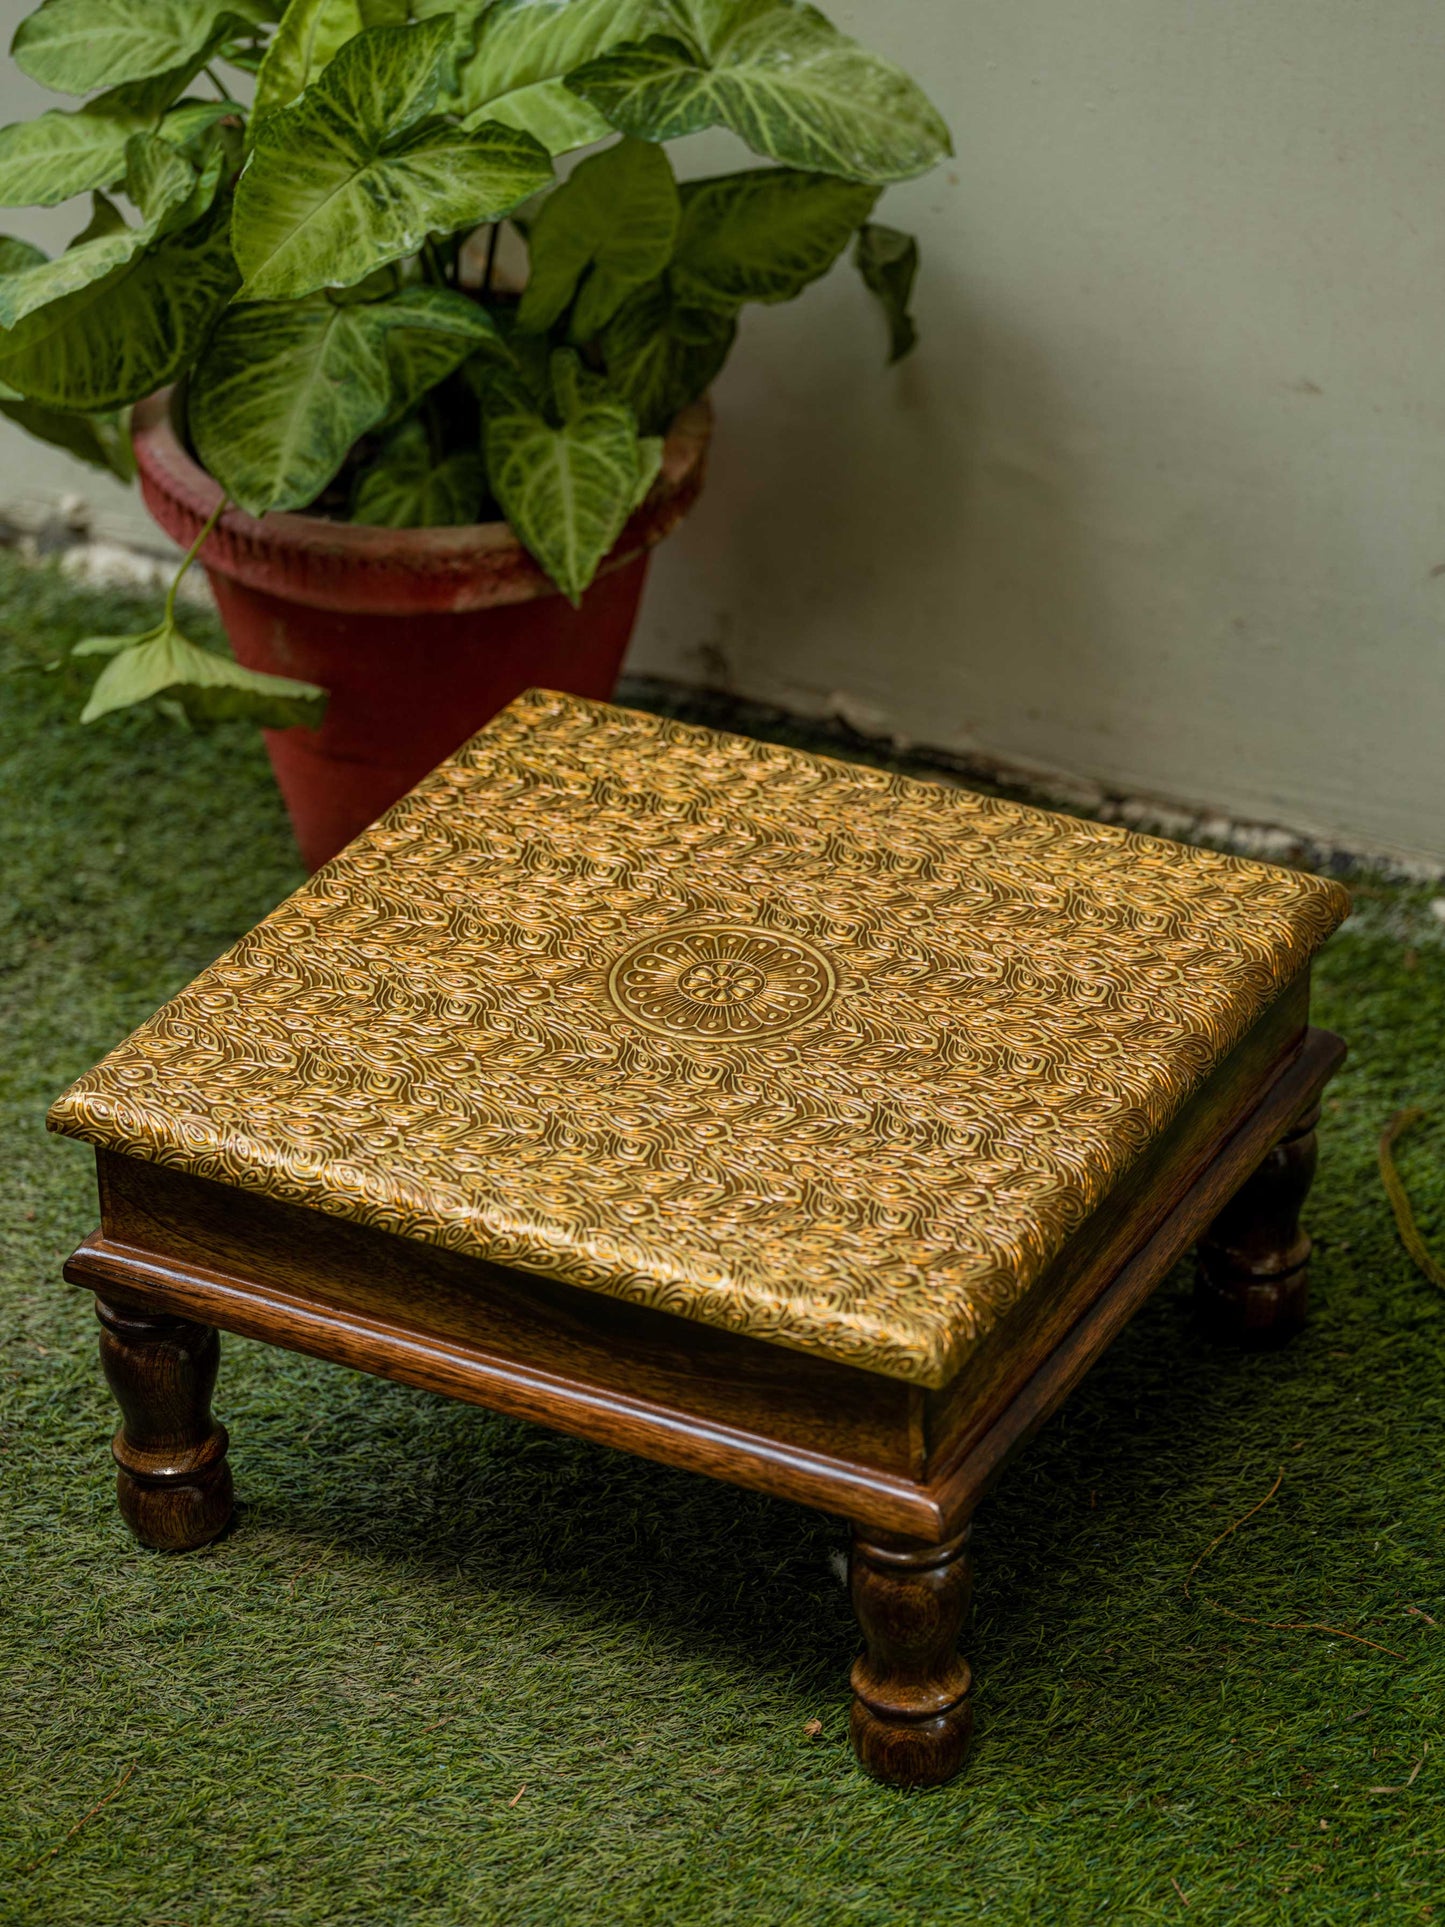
[482,223,501,298]
[204,64,235,103]
[165,497,227,627]
[423,393,447,466]
[422,238,449,287]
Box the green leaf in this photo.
[519,137,678,341]
[0,24,250,211]
[669,166,875,309]
[351,416,484,526]
[0,112,133,210]
[404,0,492,100]
[458,0,663,150]
[0,135,200,329]
[382,293,514,427]
[468,80,610,157]
[215,3,283,64]
[75,613,327,729]
[410,0,490,20]
[472,307,554,406]
[548,343,603,415]
[172,135,229,230]
[69,189,128,245]
[0,199,238,409]
[12,0,257,96]
[599,276,733,434]
[854,221,917,364]
[125,126,204,215]
[631,431,663,509]
[190,283,504,515]
[568,0,952,183]
[482,350,650,601]
[156,99,245,201]
[233,20,554,300]
[252,0,409,124]
[0,382,134,479]
[160,99,238,159]
[0,237,49,275]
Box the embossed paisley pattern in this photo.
[607,925,838,1040]
[48,691,1350,1387]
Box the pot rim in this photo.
[131,387,712,615]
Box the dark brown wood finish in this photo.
[96,1289,233,1552]
[65,1018,1345,1788]
[92,1149,926,1481]
[68,1026,1345,1549]
[75,1228,939,1533]
[1196,1100,1321,1343]
[921,972,1310,1473]
[849,1527,973,1788]
[927,1028,1345,1526]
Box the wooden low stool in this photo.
[49,691,1350,1788]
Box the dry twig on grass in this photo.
[19,1762,137,1874]
[1367,1758,1424,1795]
[1379,1108,1445,1292]
[1184,1472,1406,1659]
[1184,1470,1285,1600]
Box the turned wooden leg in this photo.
[849,1525,973,1788]
[1196,1100,1321,1346]
[96,1294,234,1552]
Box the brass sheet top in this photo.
[49,691,1349,1387]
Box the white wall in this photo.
[2,1,1442,859]
[631,0,1445,863]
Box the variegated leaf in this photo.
[190,283,505,514]
[519,137,679,340]
[0,105,139,208]
[161,100,239,158]
[599,277,733,434]
[0,200,237,409]
[482,349,649,601]
[233,20,554,299]
[0,135,200,329]
[351,416,484,526]
[0,237,47,279]
[0,43,230,209]
[468,79,610,157]
[669,167,876,308]
[458,0,663,152]
[568,0,952,183]
[251,0,409,123]
[12,0,258,97]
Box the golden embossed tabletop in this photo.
[49,692,1350,1387]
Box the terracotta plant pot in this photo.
[132,390,712,870]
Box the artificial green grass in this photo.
[1,548,1442,1926]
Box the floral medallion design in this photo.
[47,692,1351,1386]
[607,925,839,1042]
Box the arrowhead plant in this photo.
[0,0,951,729]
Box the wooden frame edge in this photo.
[63,1027,1344,1544]
[66,1239,943,1539]
[923,1027,1346,1528]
